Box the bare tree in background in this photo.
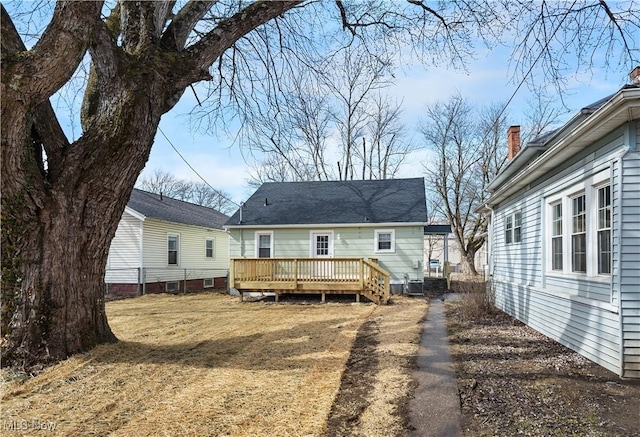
[420,95,509,275]
[246,47,414,184]
[2,0,638,369]
[362,93,415,180]
[520,86,568,147]
[137,170,236,215]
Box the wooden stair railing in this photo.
[362,259,390,304]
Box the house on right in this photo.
[482,68,640,379]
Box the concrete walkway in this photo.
[408,297,463,437]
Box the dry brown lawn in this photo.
[1,293,427,436]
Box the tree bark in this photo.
[461,250,479,276]
[1,78,165,367]
[1,0,303,370]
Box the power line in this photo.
[493,1,576,128]
[157,126,241,208]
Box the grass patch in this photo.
[1,293,377,436]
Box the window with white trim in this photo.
[255,232,273,258]
[505,211,522,244]
[551,202,563,271]
[597,185,611,275]
[167,234,179,265]
[571,194,586,273]
[203,278,214,288]
[544,169,611,278]
[374,229,395,253]
[205,237,215,258]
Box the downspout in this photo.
[484,204,495,280]
[139,218,145,295]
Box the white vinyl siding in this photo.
[619,143,640,378]
[492,283,621,374]
[141,219,230,283]
[489,122,640,378]
[105,210,142,284]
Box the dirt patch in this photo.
[324,296,428,436]
[446,292,640,437]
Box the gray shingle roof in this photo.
[128,189,229,229]
[225,178,427,226]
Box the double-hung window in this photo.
[168,234,179,265]
[374,229,395,253]
[551,203,563,270]
[505,211,522,244]
[545,169,611,278]
[597,185,611,274]
[205,237,215,259]
[256,232,273,258]
[571,194,586,273]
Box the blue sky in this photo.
[145,44,635,205]
[5,1,637,206]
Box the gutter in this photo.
[224,221,429,230]
[485,87,640,208]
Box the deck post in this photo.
[239,291,244,302]
[321,292,326,303]
[359,259,364,291]
[229,259,235,292]
[293,259,298,290]
[356,293,360,303]
[275,292,279,303]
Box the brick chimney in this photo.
[630,66,640,84]
[507,125,521,161]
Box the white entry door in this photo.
[311,232,333,258]
[311,232,333,279]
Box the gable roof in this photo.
[225,178,427,227]
[127,189,229,229]
[485,83,640,207]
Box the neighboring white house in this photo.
[482,70,640,379]
[105,189,230,298]
[424,232,486,276]
[224,178,428,295]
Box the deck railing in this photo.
[230,258,390,304]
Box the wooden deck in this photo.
[230,258,391,304]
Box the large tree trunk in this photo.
[1,88,162,367]
[461,250,479,276]
[1,0,301,370]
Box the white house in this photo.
[105,189,230,298]
[483,69,640,378]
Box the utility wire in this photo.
[492,1,576,131]
[157,126,241,208]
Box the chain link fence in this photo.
[105,268,228,300]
